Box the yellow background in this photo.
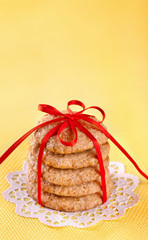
[0,0,148,239]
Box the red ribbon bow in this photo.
[0,100,147,206]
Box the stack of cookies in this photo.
[27,113,113,212]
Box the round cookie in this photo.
[26,180,113,212]
[29,139,110,169]
[27,174,113,197]
[32,112,108,154]
[28,155,110,186]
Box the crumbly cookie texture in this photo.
[27,175,113,197]
[28,154,110,186]
[26,180,113,212]
[32,113,108,154]
[29,139,110,169]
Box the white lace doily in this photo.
[3,161,139,228]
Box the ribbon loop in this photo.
[79,106,106,123]
[67,100,85,114]
[58,119,77,146]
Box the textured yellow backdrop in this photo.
[0,1,148,239]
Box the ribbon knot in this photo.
[0,100,147,207]
[66,114,74,120]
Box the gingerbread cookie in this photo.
[27,175,113,197]
[26,180,113,212]
[28,154,110,186]
[29,139,110,169]
[32,113,108,154]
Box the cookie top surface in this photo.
[32,112,108,154]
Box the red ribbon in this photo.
[0,100,148,206]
